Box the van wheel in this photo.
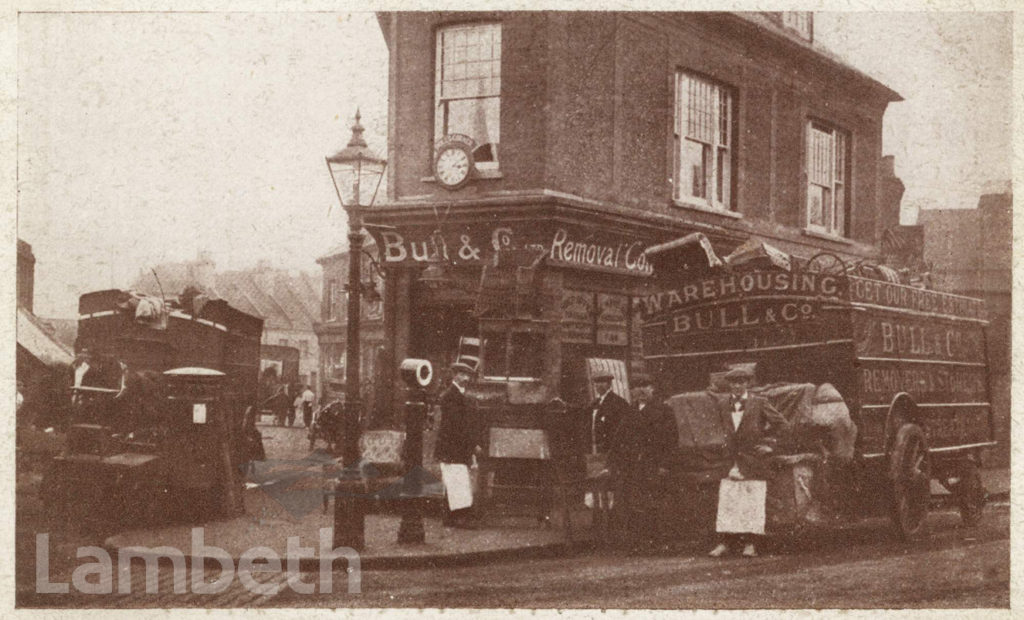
[889,424,931,539]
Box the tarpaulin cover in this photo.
[663,390,731,479]
[756,383,817,425]
[755,383,857,460]
[666,390,730,449]
[664,382,857,469]
[723,239,792,271]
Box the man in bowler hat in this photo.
[435,360,484,527]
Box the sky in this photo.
[15,10,1015,318]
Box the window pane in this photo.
[808,125,833,186]
[482,331,508,377]
[719,90,731,146]
[439,23,501,99]
[675,74,686,136]
[444,96,500,163]
[835,182,845,235]
[686,77,715,143]
[807,186,824,227]
[509,333,544,378]
[836,132,846,182]
[822,188,833,232]
[717,147,730,205]
[680,139,706,199]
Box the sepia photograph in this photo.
[10,3,1015,612]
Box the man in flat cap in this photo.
[709,363,789,558]
[588,372,630,457]
[435,361,484,528]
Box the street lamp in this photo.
[325,109,385,550]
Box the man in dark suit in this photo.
[608,374,678,552]
[435,361,483,528]
[588,373,631,456]
[708,364,789,558]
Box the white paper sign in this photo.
[440,463,474,511]
[715,478,767,535]
[192,403,207,424]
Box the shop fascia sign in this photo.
[370,223,654,276]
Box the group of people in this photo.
[267,383,316,427]
[587,364,789,557]
[432,358,791,556]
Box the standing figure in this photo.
[608,374,678,552]
[301,384,316,428]
[272,385,289,427]
[578,372,632,541]
[434,361,484,528]
[587,373,631,457]
[708,364,789,558]
[290,387,302,427]
[240,406,265,477]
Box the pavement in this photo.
[105,423,582,570]
[102,423,1010,572]
[104,466,1009,572]
[105,485,578,571]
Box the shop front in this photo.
[365,200,694,422]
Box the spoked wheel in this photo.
[806,252,848,276]
[953,460,987,527]
[889,424,931,539]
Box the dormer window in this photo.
[434,23,502,169]
[781,12,813,40]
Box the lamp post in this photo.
[325,110,385,550]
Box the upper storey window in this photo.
[806,120,850,236]
[673,72,734,211]
[435,23,502,169]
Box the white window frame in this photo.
[673,72,734,211]
[805,120,850,236]
[434,22,502,170]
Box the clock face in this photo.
[435,145,472,189]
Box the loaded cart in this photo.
[640,238,995,538]
[43,288,264,528]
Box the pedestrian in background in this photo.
[301,384,315,428]
[240,406,265,477]
[290,387,301,426]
